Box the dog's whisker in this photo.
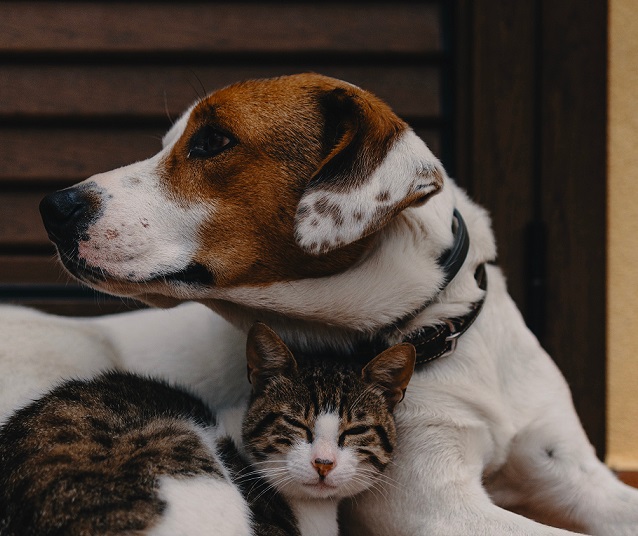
[163,89,173,125]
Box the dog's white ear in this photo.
[294,87,444,255]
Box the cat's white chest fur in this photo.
[290,499,339,536]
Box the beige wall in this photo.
[607,0,638,470]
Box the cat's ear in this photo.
[246,322,298,393]
[294,86,444,255]
[362,343,416,411]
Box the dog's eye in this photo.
[188,126,235,158]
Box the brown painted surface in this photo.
[618,472,638,488]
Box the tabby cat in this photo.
[0,322,415,536]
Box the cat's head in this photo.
[242,322,415,501]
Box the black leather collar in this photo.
[384,208,487,366]
[402,263,487,366]
[438,208,471,287]
[369,208,487,367]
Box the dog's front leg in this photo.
[341,422,583,536]
[486,415,638,536]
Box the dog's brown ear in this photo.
[294,86,444,255]
[246,322,297,393]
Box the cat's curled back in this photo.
[0,323,415,536]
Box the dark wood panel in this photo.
[0,128,164,183]
[459,2,536,311]
[0,65,440,120]
[0,255,73,285]
[450,0,472,187]
[0,190,50,247]
[0,2,441,55]
[540,0,607,456]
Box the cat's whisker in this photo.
[349,471,393,501]
[366,478,395,506]
[233,459,287,479]
[247,480,277,502]
[235,469,290,488]
[234,470,287,485]
[374,476,405,492]
[251,475,293,504]
[355,480,389,505]
[235,462,287,474]
[347,489,360,510]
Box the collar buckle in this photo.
[442,321,463,358]
[406,264,487,367]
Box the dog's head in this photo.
[40,74,445,306]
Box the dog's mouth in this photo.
[56,247,214,288]
[149,262,215,285]
[56,246,106,283]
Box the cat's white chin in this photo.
[301,481,340,499]
[297,477,374,501]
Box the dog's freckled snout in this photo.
[39,188,99,244]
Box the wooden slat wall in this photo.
[0,1,445,314]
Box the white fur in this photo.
[162,103,196,150]
[0,303,249,425]
[150,475,251,536]
[289,500,339,536]
[275,413,363,501]
[76,154,211,285]
[150,422,252,535]
[0,305,118,424]
[2,79,638,535]
[254,411,368,536]
[294,129,443,254]
[93,303,250,411]
[206,187,456,333]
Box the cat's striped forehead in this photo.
[290,364,383,417]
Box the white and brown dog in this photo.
[4,73,638,534]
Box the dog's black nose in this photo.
[40,188,94,243]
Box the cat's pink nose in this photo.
[312,458,335,478]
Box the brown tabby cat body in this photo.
[0,324,415,536]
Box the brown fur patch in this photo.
[158,74,395,287]
[307,85,406,193]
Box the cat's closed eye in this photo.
[338,425,371,447]
[282,415,313,442]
